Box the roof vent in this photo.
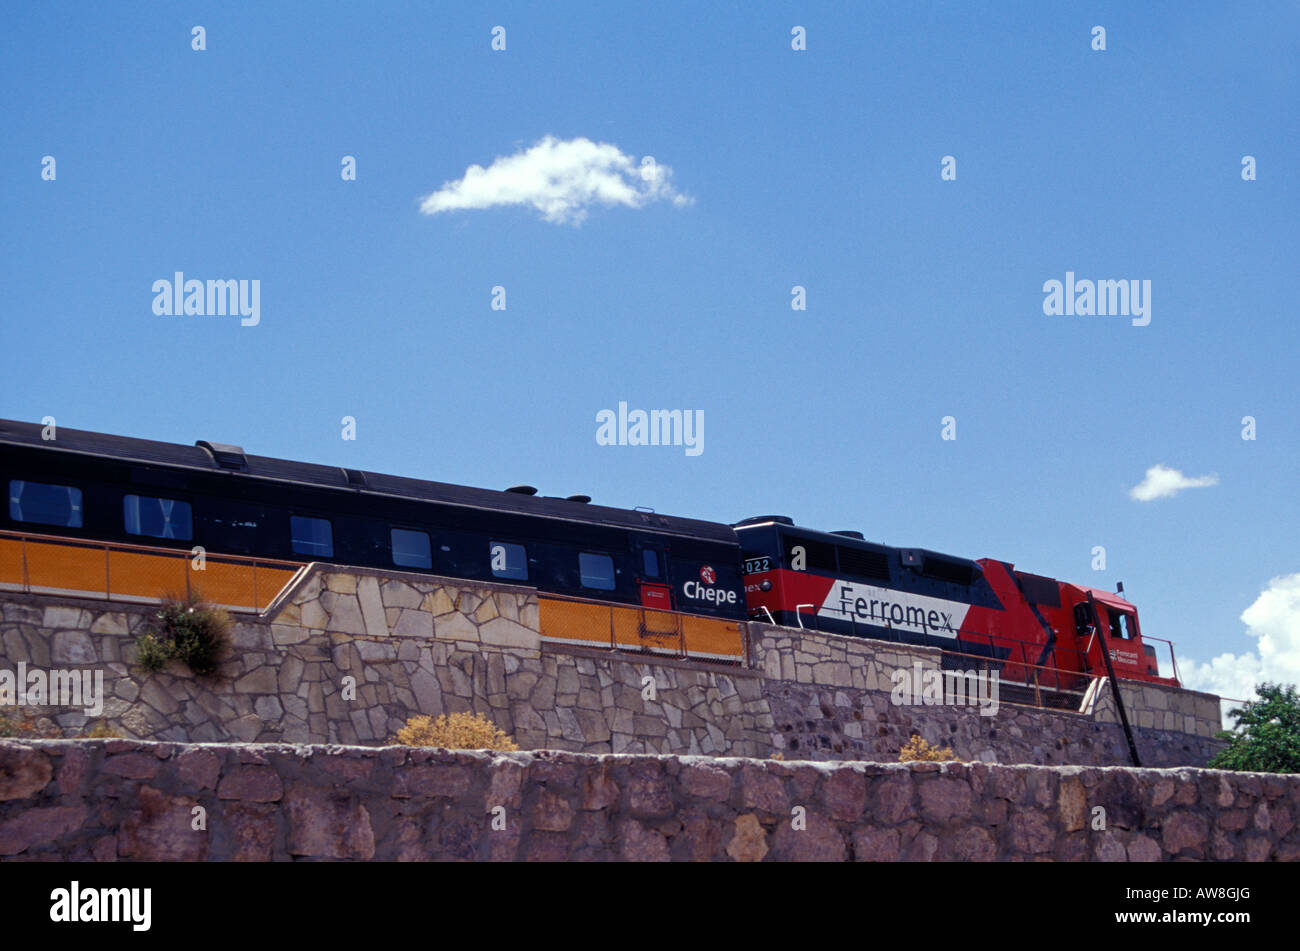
[832,530,865,540]
[196,440,248,472]
[733,515,795,527]
[342,468,368,488]
[565,494,592,504]
[505,485,538,496]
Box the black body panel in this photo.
[0,420,745,619]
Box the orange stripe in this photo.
[0,534,302,611]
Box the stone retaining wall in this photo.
[0,740,1293,861]
[0,565,1225,766]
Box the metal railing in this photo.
[766,603,1184,696]
[0,528,303,613]
[539,593,749,666]
[1140,634,1181,684]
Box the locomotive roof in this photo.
[733,517,980,569]
[0,419,737,544]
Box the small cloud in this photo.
[1128,464,1219,502]
[419,136,692,226]
[1183,573,1300,722]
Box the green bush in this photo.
[1209,682,1300,773]
[135,595,232,676]
[135,632,172,672]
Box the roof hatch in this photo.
[195,440,248,472]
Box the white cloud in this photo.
[1128,464,1219,501]
[1182,573,1300,723]
[418,136,692,225]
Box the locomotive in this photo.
[0,418,1178,692]
[734,517,1178,691]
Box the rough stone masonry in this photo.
[0,740,1295,861]
[0,564,1224,767]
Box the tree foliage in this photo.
[1208,682,1300,773]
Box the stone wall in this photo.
[0,739,1294,861]
[750,624,1225,767]
[0,565,1225,767]
[0,567,773,756]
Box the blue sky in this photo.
[2,2,1297,709]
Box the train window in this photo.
[291,516,334,557]
[8,480,83,528]
[489,541,527,581]
[123,494,192,540]
[391,528,432,570]
[642,549,661,579]
[1109,610,1134,640]
[579,552,616,591]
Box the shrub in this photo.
[391,712,518,751]
[899,735,957,762]
[82,720,125,739]
[135,595,232,676]
[135,632,172,673]
[0,711,37,738]
[0,711,58,738]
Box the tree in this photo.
[1208,682,1300,773]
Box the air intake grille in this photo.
[923,556,977,586]
[838,546,891,581]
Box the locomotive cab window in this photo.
[291,516,334,557]
[1109,610,1135,640]
[8,480,83,528]
[641,549,661,579]
[124,494,192,540]
[579,552,616,591]
[489,541,527,581]
[391,528,432,570]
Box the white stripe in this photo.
[818,580,971,639]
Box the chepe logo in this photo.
[683,565,736,605]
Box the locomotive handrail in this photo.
[1139,634,1181,684]
[832,607,1091,676]
[787,600,1176,688]
[939,645,1091,696]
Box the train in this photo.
[0,418,1179,694]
